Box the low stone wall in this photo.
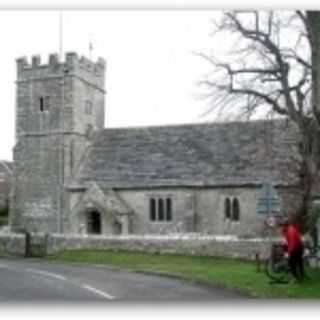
[47,234,276,260]
[0,232,26,256]
[0,232,279,260]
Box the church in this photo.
[9,52,301,238]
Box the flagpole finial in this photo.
[89,40,93,60]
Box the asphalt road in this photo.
[0,258,247,302]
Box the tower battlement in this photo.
[16,52,106,90]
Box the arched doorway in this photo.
[86,210,102,234]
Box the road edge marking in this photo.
[26,268,67,281]
[81,284,115,300]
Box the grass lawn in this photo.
[47,249,320,298]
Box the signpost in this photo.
[257,182,282,226]
[257,182,281,214]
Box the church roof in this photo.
[76,119,300,189]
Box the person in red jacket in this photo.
[279,218,305,281]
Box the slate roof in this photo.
[76,119,300,189]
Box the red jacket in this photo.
[282,224,303,254]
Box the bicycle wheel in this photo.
[265,257,290,283]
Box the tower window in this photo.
[70,141,74,174]
[85,100,93,114]
[39,96,50,112]
[39,97,44,112]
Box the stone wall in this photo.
[194,187,265,237]
[0,233,26,256]
[46,234,274,260]
[118,186,291,237]
[66,185,296,237]
[0,232,281,261]
[120,188,195,235]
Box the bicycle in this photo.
[265,242,320,283]
[265,243,291,284]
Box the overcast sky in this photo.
[0,10,224,161]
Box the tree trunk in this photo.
[307,11,320,125]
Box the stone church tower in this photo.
[10,52,105,233]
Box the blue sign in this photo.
[257,182,281,215]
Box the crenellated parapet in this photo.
[16,52,106,91]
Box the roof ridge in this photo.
[101,118,288,132]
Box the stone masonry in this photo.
[10,53,105,233]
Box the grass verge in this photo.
[47,249,320,298]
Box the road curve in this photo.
[0,258,247,301]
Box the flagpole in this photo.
[89,34,93,60]
[59,11,63,60]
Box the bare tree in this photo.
[199,11,320,231]
[306,11,320,123]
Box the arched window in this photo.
[166,198,172,221]
[39,97,44,112]
[149,196,173,222]
[85,100,93,114]
[150,198,156,221]
[232,198,240,221]
[158,199,164,221]
[225,198,231,220]
[70,141,74,174]
[39,96,50,112]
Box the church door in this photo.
[87,210,102,234]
